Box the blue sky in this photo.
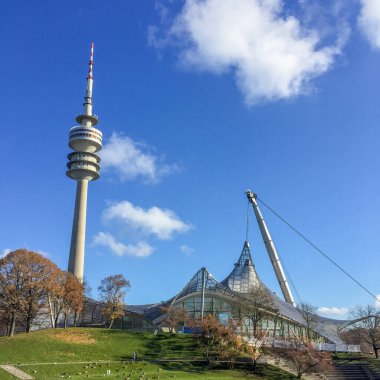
[1,0,380,319]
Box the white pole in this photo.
[246,191,296,306]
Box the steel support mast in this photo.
[246,190,296,306]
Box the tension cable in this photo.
[257,196,380,303]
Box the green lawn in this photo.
[9,362,296,380]
[0,328,192,364]
[0,369,16,380]
[0,328,296,379]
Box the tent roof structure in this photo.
[123,240,346,346]
[221,240,261,293]
[172,267,240,302]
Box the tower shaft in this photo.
[68,179,89,281]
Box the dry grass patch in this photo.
[51,330,96,344]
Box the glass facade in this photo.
[173,294,327,342]
[114,312,156,332]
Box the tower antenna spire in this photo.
[245,197,250,241]
[88,42,94,80]
[84,42,95,117]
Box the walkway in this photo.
[0,365,34,379]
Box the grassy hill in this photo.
[0,328,297,379]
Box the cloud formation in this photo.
[0,248,49,258]
[93,232,154,258]
[358,0,380,49]
[1,249,11,258]
[151,0,346,104]
[35,250,50,258]
[102,133,177,183]
[103,201,193,240]
[317,306,348,316]
[375,294,380,309]
[180,244,194,255]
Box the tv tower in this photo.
[66,43,102,281]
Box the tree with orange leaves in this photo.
[98,274,130,329]
[62,272,84,328]
[49,271,84,328]
[196,315,245,368]
[0,249,59,336]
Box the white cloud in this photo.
[358,0,380,49]
[93,232,154,258]
[180,244,194,255]
[317,306,348,317]
[103,201,193,240]
[375,294,380,309]
[101,133,178,183]
[1,249,11,258]
[151,0,346,104]
[36,250,50,258]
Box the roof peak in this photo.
[221,240,261,293]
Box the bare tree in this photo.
[350,305,380,358]
[160,305,189,333]
[237,284,278,337]
[298,302,318,342]
[98,274,130,329]
[233,285,278,369]
[77,278,92,326]
[280,340,332,379]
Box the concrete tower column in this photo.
[68,179,89,281]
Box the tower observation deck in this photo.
[67,43,102,281]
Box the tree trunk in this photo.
[48,295,55,328]
[108,319,114,329]
[373,345,379,359]
[25,297,33,333]
[64,313,68,329]
[26,316,31,333]
[9,313,16,337]
[55,313,60,328]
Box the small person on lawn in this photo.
[132,351,137,362]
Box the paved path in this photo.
[0,365,34,379]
